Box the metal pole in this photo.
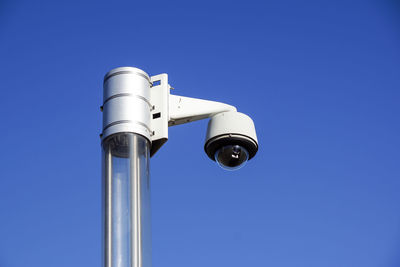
[101,67,153,267]
[102,133,151,267]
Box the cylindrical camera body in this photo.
[102,67,153,142]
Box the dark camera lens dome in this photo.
[214,145,249,171]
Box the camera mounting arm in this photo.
[149,73,237,156]
[169,95,237,126]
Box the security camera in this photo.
[102,69,258,170]
[204,112,258,170]
[147,74,258,170]
[149,74,258,170]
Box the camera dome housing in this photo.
[204,112,258,169]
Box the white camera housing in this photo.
[205,112,258,169]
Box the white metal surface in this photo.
[168,94,236,126]
[102,67,152,142]
[149,74,169,156]
[205,111,258,145]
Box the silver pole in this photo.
[102,133,151,267]
[101,67,153,267]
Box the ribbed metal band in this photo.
[103,120,152,134]
[104,70,151,84]
[103,93,152,109]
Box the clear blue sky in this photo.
[1,0,400,266]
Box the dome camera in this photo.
[204,112,258,170]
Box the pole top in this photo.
[102,66,152,142]
[104,67,151,84]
